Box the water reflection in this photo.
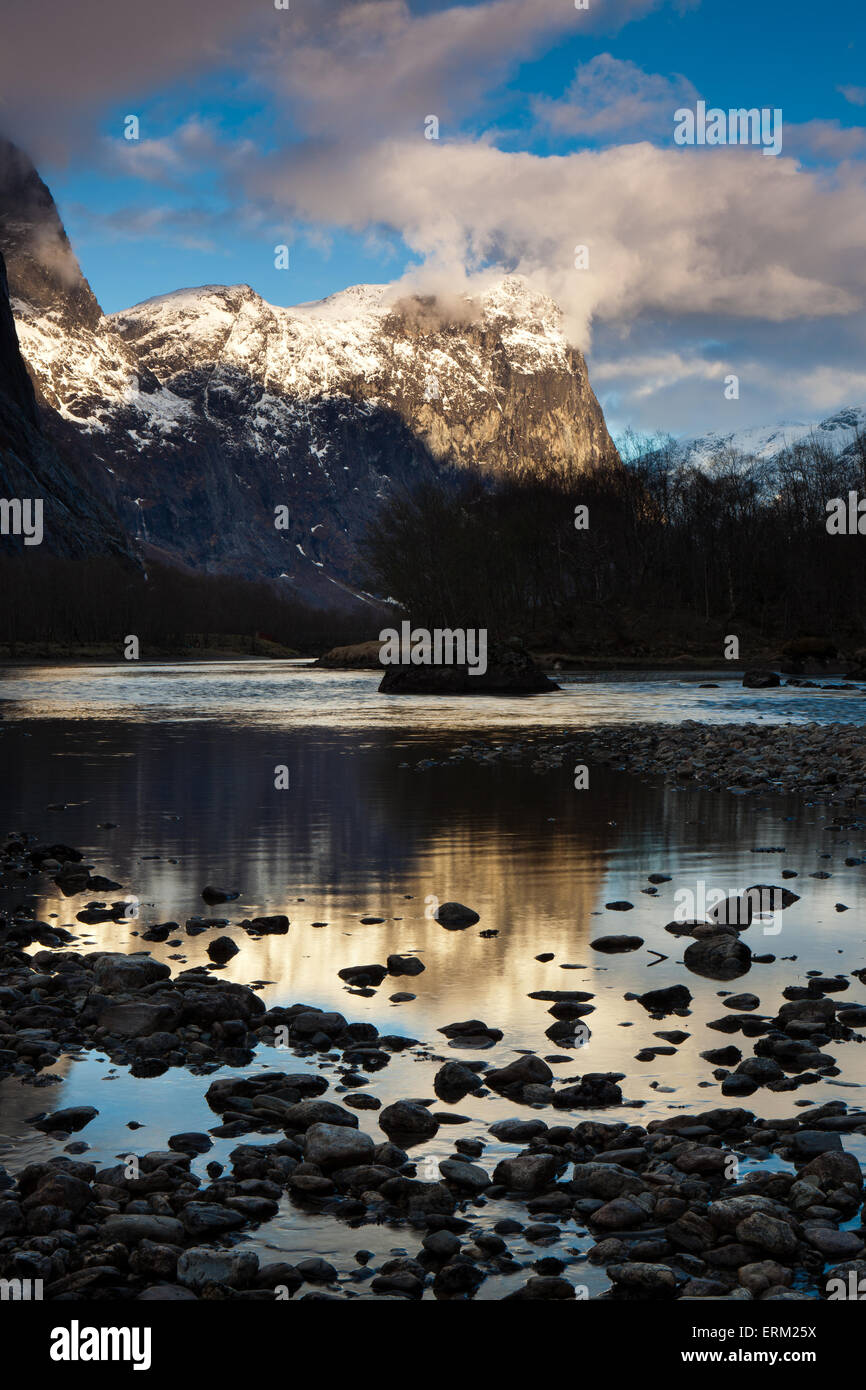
[1,668,865,1290]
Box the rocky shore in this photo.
[1,820,865,1302]
[404,721,866,806]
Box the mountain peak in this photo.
[0,138,102,329]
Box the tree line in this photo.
[360,432,866,655]
[0,554,382,654]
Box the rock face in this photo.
[0,139,617,604]
[0,243,130,560]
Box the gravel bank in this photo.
[410,722,866,806]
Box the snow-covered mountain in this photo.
[676,407,866,472]
[0,139,616,604]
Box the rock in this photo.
[33,1106,98,1133]
[97,1002,178,1037]
[742,670,780,688]
[746,885,799,910]
[315,641,385,670]
[91,954,171,991]
[736,1056,784,1084]
[800,1150,862,1190]
[721,1075,759,1097]
[684,934,752,981]
[590,935,644,953]
[433,1062,483,1102]
[289,1010,348,1040]
[607,1262,677,1293]
[178,1247,259,1289]
[241,915,289,934]
[438,1018,502,1048]
[431,1261,485,1296]
[101,1214,185,1244]
[504,1276,576,1300]
[776,997,835,1028]
[304,1123,375,1170]
[724,993,760,1011]
[790,1130,843,1160]
[707,895,754,928]
[738,1261,791,1295]
[281,1100,359,1131]
[803,1226,864,1259]
[386,954,425,977]
[434,903,480,929]
[701,1046,742,1065]
[439,1159,490,1191]
[167,1132,212,1156]
[140,923,173,942]
[485,1055,553,1092]
[201,886,241,904]
[338,964,388,987]
[207,936,239,963]
[492,1153,558,1192]
[180,1203,245,1237]
[379,1101,439,1140]
[604,902,634,912]
[636,985,692,1015]
[591,1197,649,1231]
[423,1230,462,1259]
[735,1212,798,1260]
[489,1118,548,1142]
[297,1257,337,1284]
[553,1074,623,1108]
[379,642,558,696]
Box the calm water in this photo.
[1,661,865,1297]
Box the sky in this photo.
[1,0,865,437]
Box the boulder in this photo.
[378,641,558,695]
[178,1247,259,1289]
[379,1101,439,1140]
[386,954,425,977]
[434,903,480,929]
[742,670,781,688]
[684,934,752,981]
[304,1123,375,1170]
[590,935,644,953]
[492,1153,558,1191]
[636,984,692,1014]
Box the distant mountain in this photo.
[676,406,866,472]
[0,138,617,606]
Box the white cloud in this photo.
[533,53,698,140]
[245,137,866,347]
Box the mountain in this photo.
[0,247,131,560]
[0,139,617,607]
[675,406,866,473]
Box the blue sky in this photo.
[3,0,865,435]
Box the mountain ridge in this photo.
[0,138,618,606]
[675,405,866,472]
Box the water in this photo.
[2,658,866,728]
[1,661,865,1296]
